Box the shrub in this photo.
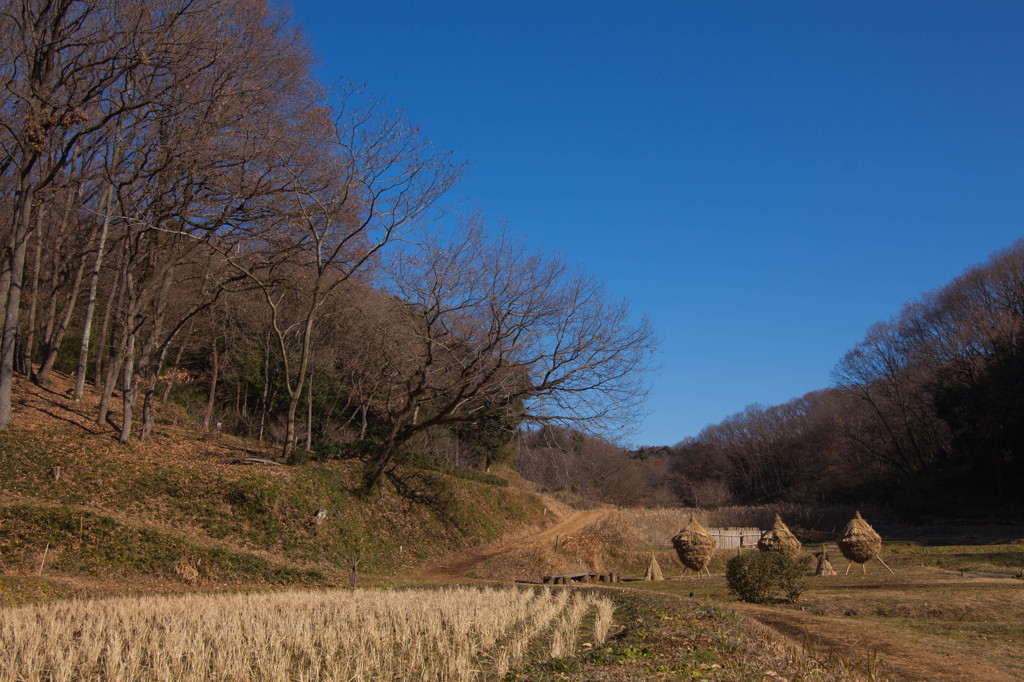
[725,551,811,603]
[287,446,312,465]
[402,451,509,487]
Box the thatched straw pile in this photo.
[814,545,836,576]
[757,514,802,558]
[671,515,716,574]
[643,552,664,581]
[837,511,882,564]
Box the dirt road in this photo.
[411,507,609,582]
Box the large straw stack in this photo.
[671,515,716,577]
[814,544,836,576]
[757,514,802,558]
[837,511,881,565]
[837,510,897,575]
[643,552,664,581]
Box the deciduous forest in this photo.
[546,241,1024,518]
[0,0,655,491]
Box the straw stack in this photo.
[671,515,716,576]
[643,552,664,581]
[814,544,836,576]
[757,514,802,558]
[837,511,882,564]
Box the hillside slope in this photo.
[0,372,550,603]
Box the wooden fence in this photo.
[707,527,762,550]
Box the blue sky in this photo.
[287,1,1024,447]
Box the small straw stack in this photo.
[671,515,716,578]
[643,552,664,581]
[814,544,836,576]
[757,514,802,558]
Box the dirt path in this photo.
[733,602,1015,682]
[411,507,609,582]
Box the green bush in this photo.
[287,446,312,465]
[312,436,383,461]
[725,551,811,603]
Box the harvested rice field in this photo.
[0,586,613,681]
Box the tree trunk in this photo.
[94,239,125,387]
[258,333,270,443]
[36,245,88,386]
[22,210,45,382]
[284,390,299,458]
[119,327,136,443]
[362,436,399,493]
[202,333,219,431]
[40,244,60,357]
[140,337,175,442]
[161,340,187,403]
[97,263,129,427]
[140,375,158,441]
[96,343,124,426]
[306,371,313,451]
[0,182,36,428]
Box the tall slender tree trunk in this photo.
[40,245,60,351]
[258,334,270,443]
[132,260,175,442]
[97,253,129,426]
[202,332,219,431]
[97,331,125,426]
[119,325,137,443]
[75,153,117,398]
[94,239,125,388]
[140,337,175,441]
[36,245,88,386]
[0,181,37,428]
[281,312,315,459]
[160,340,187,403]
[22,212,45,382]
[306,371,313,451]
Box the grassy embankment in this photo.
[0,372,545,604]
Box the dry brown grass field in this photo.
[0,586,613,681]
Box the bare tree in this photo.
[220,84,463,458]
[352,217,657,490]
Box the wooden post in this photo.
[38,542,49,575]
[348,557,360,587]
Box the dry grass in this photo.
[0,586,614,681]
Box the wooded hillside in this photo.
[0,0,655,492]
[667,240,1024,517]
